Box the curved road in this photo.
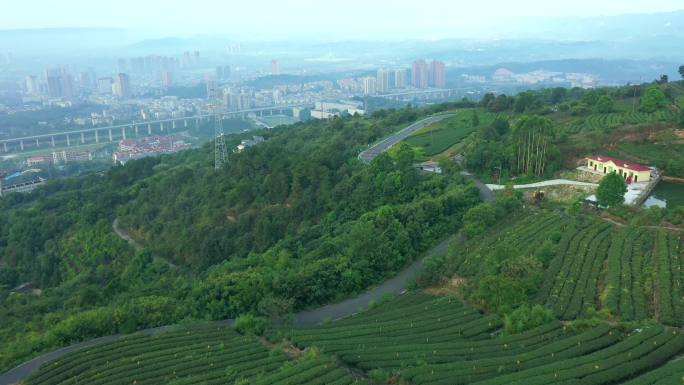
[358,114,455,163]
[0,116,494,385]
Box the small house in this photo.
[585,155,651,183]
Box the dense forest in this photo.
[0,104,481,371]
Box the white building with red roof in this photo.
[585,155,652,183]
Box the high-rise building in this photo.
[206,80,218,100]
[430,60,446,88]
[271,60,280,75]
[223,89,237,110]
[61,73,74,98]
[182,52,192,68]
[363,77,377,96]
[46,75,63,98]
[376,68,390,94]
[25,76,39,95]
[162,71,173,86]
[239,92,252,109]
[412,60,429,88]
[79,72,94,91]
[394,69,407,89]
[44,67,74,98]
[113,73,131,98]
[193,51,200,63]
[98,77,113,94]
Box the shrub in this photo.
[234,313,267,336]
[504,304,555,334]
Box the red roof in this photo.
[586,155,651,172]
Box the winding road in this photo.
[0,116,495,385]
[358,114,455,163]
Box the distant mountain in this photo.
[449,58,681,85]
[500,10,684,41]
[127,37,192,52]
[0,28,133,54]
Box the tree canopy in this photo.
[596,172,627,207]
[640,85,668,113]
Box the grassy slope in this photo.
[404,109,500,159]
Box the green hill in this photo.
[399,81,684,181]
[3,77,684,383]
[0,105,481,373]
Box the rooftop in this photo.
[586,155,651,172]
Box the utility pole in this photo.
[208,82,227,170]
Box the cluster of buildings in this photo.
[0,171,45,197]
[24,68,131,99]
[461,68,598,88]
[112,135,192,165]
[236,135,265,152]
[26,150,93,167]
[308,101,365,120]
[343,60,447,96]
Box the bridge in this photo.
[379,88,467,102]
[0,104,310,154]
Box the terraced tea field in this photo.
[21,290,684,384]
[24,325,366,385]
[18,211,684,385]
[563,109,678,134]
[284,293,684,385]
[452,212,684,324]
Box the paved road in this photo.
[295,237,451,325]
[461,172,495,202]
[0,238,453,385]
[486,179,598,191]
[358,114,455,163]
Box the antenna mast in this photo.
[209,81,228,170]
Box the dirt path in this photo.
[112,219,178,269]
[599,216,684,232]
[112,218,142,251]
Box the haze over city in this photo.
[3,0,684,38]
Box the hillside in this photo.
[3,76,684,384]
[446,210,684,324]
[400,80,684,182]
[0,105,481,373]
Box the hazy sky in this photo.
[3,0,683,38]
